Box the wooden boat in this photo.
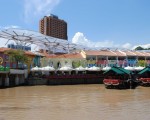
[103,67,137,89]
[103,78,124,88]
[138,78,150,86]
[137,66,150,86]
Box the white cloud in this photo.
[24,0,60,23]
[122,43,132,49]
[0,25,20,30]
[72,32,133,49]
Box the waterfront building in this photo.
[1,46,150,71]
[81,50,126,68]
[39,49,150,70]
[40,52,86,69]
[0,47,35,70]
[39,14,68,40]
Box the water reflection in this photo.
[0,85,150,120]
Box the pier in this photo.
[0,69,27,88]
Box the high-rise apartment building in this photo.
[39,14,68,40]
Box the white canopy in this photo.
[41,66,55,71]
[124,66,135,71]
[87,66,100,71]
[0,28,83,53]
[31,66,40,71]
[134,66,145,71]
[102,66,111,71]
[75,66,85,71]
[58,66,73,71]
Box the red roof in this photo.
[84,50,117,56]
[131,51,146,57]
[113,51,126,57]
[122,51,137,56]
[0,47,11,52]
[25,51,36,56]
[0,47,35,56]
[47,53,84,59]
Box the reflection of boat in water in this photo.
[103,67,138,89]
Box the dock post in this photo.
[20,74,25,85]
[22,74,25,84]
[0,77,2,86]
[15,74,19,86]
[129,79,132,89]
[5,74,9,87]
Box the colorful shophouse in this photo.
[40,51,86,69]
[39,49,150,69]
[0,47,36,70]
[81,50,126,68]
[0,48,10,68]
[81,50,150,68]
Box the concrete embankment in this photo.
[26,75,104,85]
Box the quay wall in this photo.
[26,75,104,86]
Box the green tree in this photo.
[5,49,29,69]
[135,46,144,50]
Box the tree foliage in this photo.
[4,49,29,68]
[135,46,150,50]
[135,46,144,50]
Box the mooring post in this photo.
[5,74,9,87]
[15,74,19,85]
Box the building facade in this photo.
[39,14,68,40]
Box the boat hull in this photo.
[139,78,150,87]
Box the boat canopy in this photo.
[138,67,150,75]
[103,67,131,75]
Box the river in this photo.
[0,85,149,120]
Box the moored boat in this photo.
[138,78,150,86]
[103,67,137,89]
[103,78,124,88]
[137,66,150,86]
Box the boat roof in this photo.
[104,67,131,75]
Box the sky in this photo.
[0,0,150,50]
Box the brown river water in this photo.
[0,85,149,120]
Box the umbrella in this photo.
[134,66,145,71]
[75,66,85,71]
[88,66,100,71]
[124,66,135,71]
[102,66,111,71]
[59,66,73,71]
[42,66,55,71]
[31,66,40,71]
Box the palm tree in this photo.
[4,49,29,69]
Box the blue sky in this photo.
[0,0,150,49]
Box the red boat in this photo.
[103,67,136,89]
[103,78,125,88]
[103,79,123,86]
[137,66,150,87]
[139,78,150,86]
